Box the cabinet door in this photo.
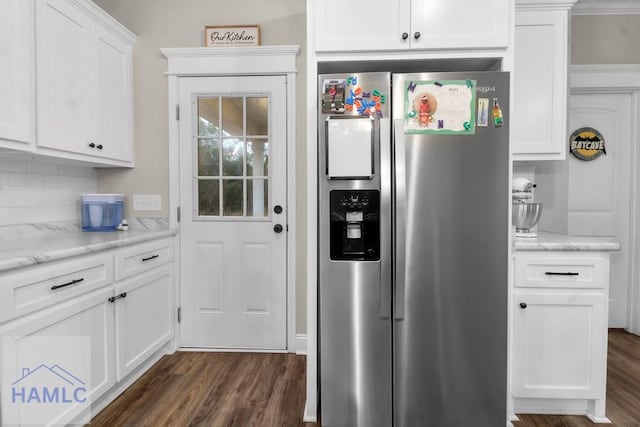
[512,10,567,160]
[0,0,35,147]
[93,24,134,162]
[512,292,606,399]
[410,0,509,49]
[36,0,93,154]
[314,0,410,51]
[113,265,172,381]
[0,288,115,426]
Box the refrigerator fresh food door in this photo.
[392,72,509,427]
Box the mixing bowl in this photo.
[512,202,542,232]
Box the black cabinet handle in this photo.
[51,278,84,291]
[108,292,127,303]
[520,302,527,309]
[401,32,409,40]
[274,224,283,233]
[545,272,579,276]
[96,144,103,150]
[142,254,160,262]
[88,142,95,148]
[414,31,421,39]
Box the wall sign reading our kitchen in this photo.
[205,25,260,47]
[569,127,607,161]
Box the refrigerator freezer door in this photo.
[392,72,509,426]
[318,72,393,427]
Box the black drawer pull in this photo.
[520,302,527,309]
[51,278,84,291]
[545,272,579,276]
[142,254,160,262]
[108,292,127,303]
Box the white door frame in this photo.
[162,46,300,351]
[570,64,640,334]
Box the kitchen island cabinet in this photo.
[313,0,510,52]
[511,236,620,423]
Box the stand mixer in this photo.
[512,177,542,238]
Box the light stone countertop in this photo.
[0,227,177,273]
[514,231,621,252]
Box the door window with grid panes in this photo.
[195,95,270,219]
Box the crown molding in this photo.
[516,0,578,11]
[572,0,640,15]
[160,45,301,76]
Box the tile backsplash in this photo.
[0,158,96,225]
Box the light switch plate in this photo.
[133,194,161,211]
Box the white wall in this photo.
[0,158,96,225]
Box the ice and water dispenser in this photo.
[329,190,380,261]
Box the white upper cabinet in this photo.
[409,0,509,50]
[94,24,134,162]
[35,0,136,166]
[0,0,35,149]
[36,0,93,155]
[314,0,510,52]
[512,1,576,160]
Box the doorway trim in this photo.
[162,46,300,351]
[570,64,640,334]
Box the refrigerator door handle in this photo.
[393,119,406,320]
[379,118,391,319]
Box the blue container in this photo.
[82,194,124,231]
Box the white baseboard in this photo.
[295,333,307,355]
[303,400,317,422]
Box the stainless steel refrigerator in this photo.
[318,71,509,426]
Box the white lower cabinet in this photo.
[113,265,172,381]
[512,292,606,399]
[512,251,610,422]
[0,237,175,426]
[0,287,115,426]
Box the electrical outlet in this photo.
[133,194,161,211]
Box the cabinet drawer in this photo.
[514,255,608,289]
[0,254,113,323]
[115,239,173,281]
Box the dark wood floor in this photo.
[514,329,640,426]
[92,329,640,426]
[91,352,312,427]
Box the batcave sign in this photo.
[569,127,607,161]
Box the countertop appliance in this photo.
[82,193,124,231]
[318,71,509,426]
[512,176,542,237]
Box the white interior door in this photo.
[568,92,633,328]
[179,75,288,349]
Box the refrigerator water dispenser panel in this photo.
[326,116,374,179]
[330,190,379,261]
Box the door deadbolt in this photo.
[274,205,283,214]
